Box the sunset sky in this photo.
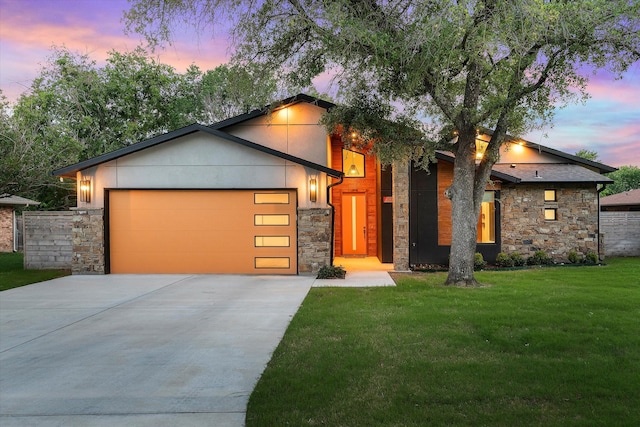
[1,0,638,167]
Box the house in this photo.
[0,194,40,252]
[53,94,615,274]
[600,189,640,256]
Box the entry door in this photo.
[342,193,367,255]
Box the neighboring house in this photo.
[600,189,640,257]
[0,194,40,252]
[53,94,615,274]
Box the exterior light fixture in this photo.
[79,179,91,203]
[347,150,360,176]
[309,178,317,202]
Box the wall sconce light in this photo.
[79,179,91,203]
[309,178,317,202]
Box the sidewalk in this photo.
[313,270,396,287]
[312,256,397,287]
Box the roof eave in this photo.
[52,124,203,178]
[52,123,343,179]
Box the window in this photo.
[255,236,290,247]
[342,149,365,177]
[255,257,290,269]
[254,193,289,204]
[545,208,557,221]
[254,214,290,226]
[544,190,557,202]
[477,191,496,243]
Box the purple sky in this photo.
[1,0,638,167]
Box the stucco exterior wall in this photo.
[226,103,329,166]
[0,206,13,252]
[501,183,599,261]
[76,103,332,211]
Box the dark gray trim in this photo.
[53,123,343,179]
[434,152,521,183]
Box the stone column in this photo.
[297,208,332,274]
[72,208,105,274]
[392,161,410,271]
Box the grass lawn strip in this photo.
[0,252,70,291]
[247,258,640,426]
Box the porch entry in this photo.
[341,193,367,255]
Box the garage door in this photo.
[108,190,297,274]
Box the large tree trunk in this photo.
[445,131,492,287]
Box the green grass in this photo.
[247,258,640,426]
[0,252,70,291]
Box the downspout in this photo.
[12,209,16,252]
[326,175,344,266]
[597,184,607,261]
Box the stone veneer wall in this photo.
[392,161,410,270]
[298,207,332,273]
[0,206,14,252]
[72,208,105,274]
[501,183,599,261]
[23,211,73,269]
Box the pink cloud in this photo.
[0,0,231,101]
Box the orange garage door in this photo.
[108,190,297,274]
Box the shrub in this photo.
[316,265,346,279]
[528,250,552,266]
[474,253,487,271]
[568,250,580,264]
[584,252,599,264]
[495,252,514,268]
[510,252,526,267]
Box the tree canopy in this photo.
[602,165,640,197]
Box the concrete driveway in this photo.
[0,274,313,426]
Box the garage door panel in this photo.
[109,190,297,274]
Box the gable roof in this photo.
[600,188,640,207]
[492,163,614,184]
[434,152,520,183]
[211,93,336,130]
[479,129,617,174]
[0,194,41,207]
[53,123,344,179]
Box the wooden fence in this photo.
[600,211,640,257]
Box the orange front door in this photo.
[341,193,367,255]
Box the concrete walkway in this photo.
[0,274,313,426]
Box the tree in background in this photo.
[125,0,639,286]
[601,166,640,197]
[573,149,639,196]
[0,47,278,209]
[575,149,600,163]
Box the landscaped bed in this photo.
[247,257,640,426]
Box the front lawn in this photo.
[0,252,70,291]
[247,258,640,426]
